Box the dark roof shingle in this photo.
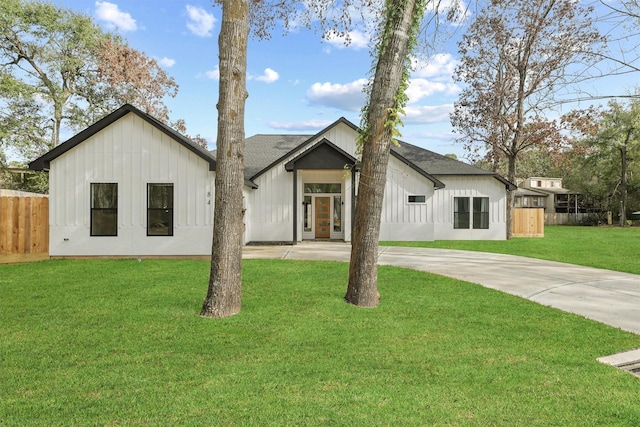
[391,140,495,176]
[243,134,312,179]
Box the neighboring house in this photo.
[517,177,600,225]
[30,104,515,257]
[513,187,549,210]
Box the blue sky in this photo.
[51,0,635,160]
[49,0,466,157]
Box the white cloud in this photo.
[203,66,220,80]
[186,5,216,37]
[323,30,370,50]
[405,53,460,103]
[158,57,176,67]
[254,68,280,84]
[307,78,368,112]
[412,53,458,79]
[406,79,460,104]
[402,104,454,124]
[268,120,334,131]
[95,1,137,32]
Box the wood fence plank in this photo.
[0,197,6,254]
[43,198,49,253]
[11,197,19,253]
[17,197,26,254]
[35,198,48,253]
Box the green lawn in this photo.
[1,257,639,426]
[383,225,640,275]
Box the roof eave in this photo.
[433,172,516,191]
[390,151,446,189]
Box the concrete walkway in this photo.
[243,242,640,336]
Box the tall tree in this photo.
[450,0,603,238]
[345,0,426,307]
[201,0,250,318]
[0,0,178,161]
[588,100,640,225]
[200,0,388,317]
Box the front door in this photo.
[315,197,331,238]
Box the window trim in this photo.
[90,182,118,237]
[147,183,174,237]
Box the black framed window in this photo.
[147,183,174,236]
[453,197,470,229]
[91,183,118,236]
[455,196,490,229]
[303,183,341,194]
[473,197,490,229]
[408,195,426,203]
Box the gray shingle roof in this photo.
[243,134,312,179]
[391,140,495,176]
[514,187,550,197]
[239,118,514,190]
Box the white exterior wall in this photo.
[242,189,252,245]
[245,165,294,242]
[49,113,215,256]
[432,176,508,240]
[378,156,435,241]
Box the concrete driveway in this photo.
[243,242,640,336]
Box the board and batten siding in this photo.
[318,123,359,154]
[49,112,215,256]
[378,155,435,241]
[432,175,508,240]
[245,165,293,242]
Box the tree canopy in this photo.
[451,0,604,237]
[0,0,179,163]
[566,100,640,223]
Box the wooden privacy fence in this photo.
[0,195,49,263]
[512,207,544,238]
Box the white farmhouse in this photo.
[30,104,515,257]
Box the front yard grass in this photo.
[1,259,639,426]
[382,225,640,275]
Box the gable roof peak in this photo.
[29,104,216,172]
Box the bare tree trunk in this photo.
[201,0,249,318]
[345,0,419,308]
[620,145,628,226]
[505,153,517,239]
